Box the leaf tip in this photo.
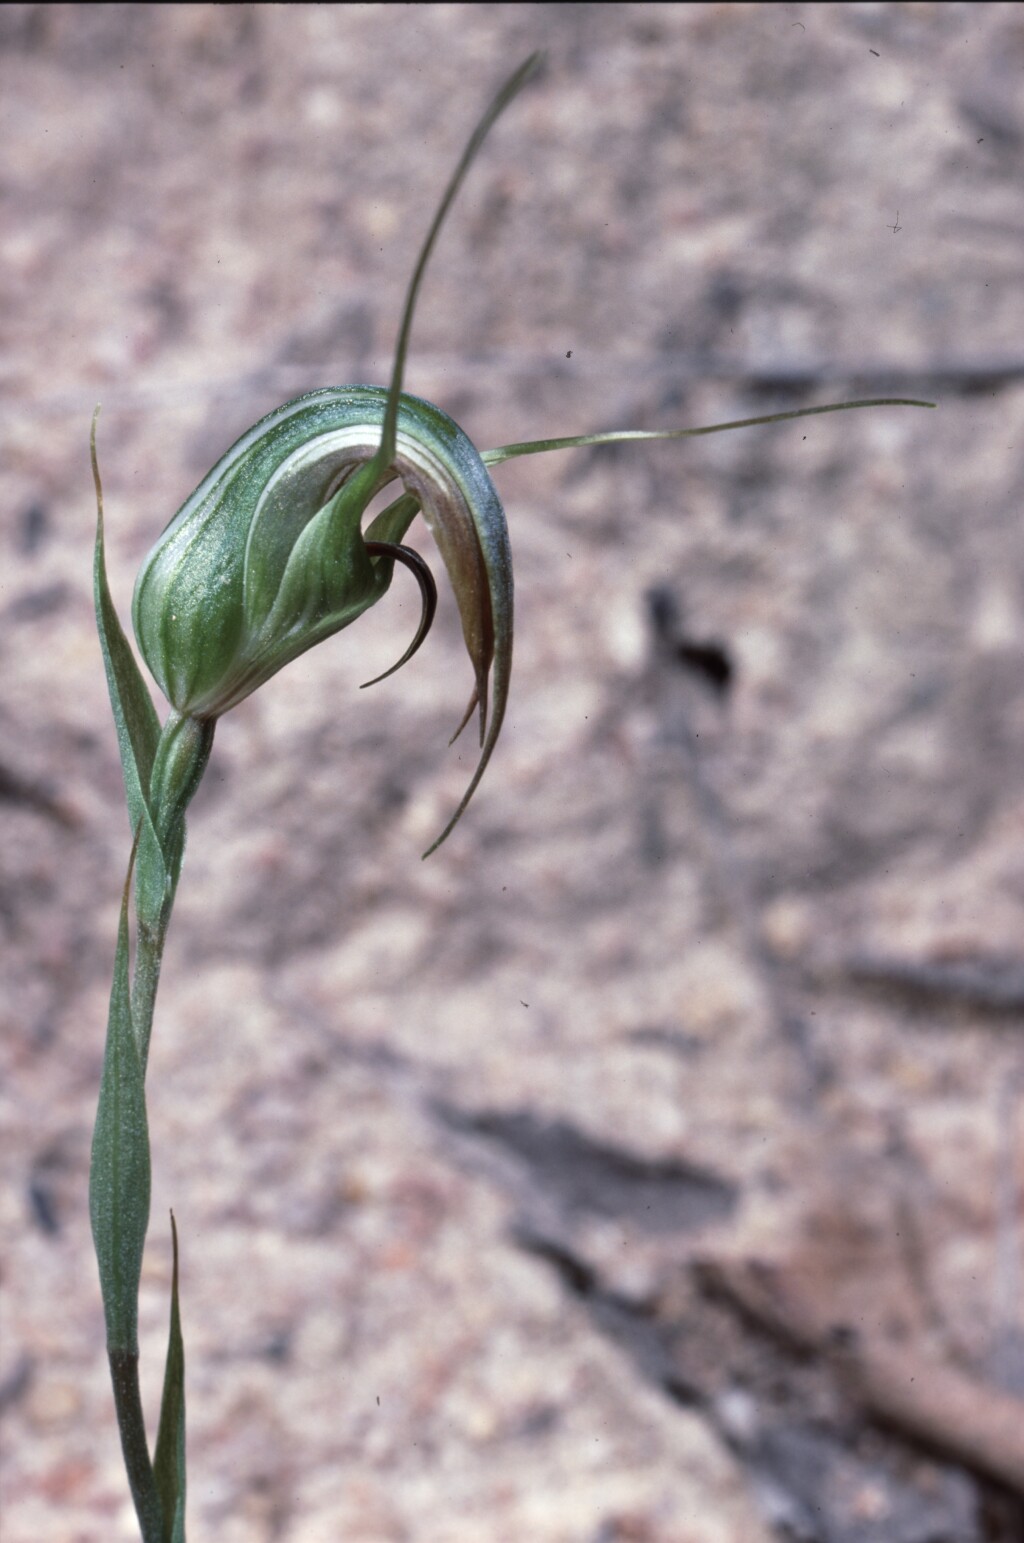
[91,405,105,528]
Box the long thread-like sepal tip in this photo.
[375,52,545,475]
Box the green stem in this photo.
[107,893,172,1543]
[131,922,167,1083]
[109,1351,164,1543]
[102,711,214,1541]
[133,712,215,1071]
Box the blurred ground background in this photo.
[3,4,1024,1540]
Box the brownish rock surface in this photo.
[3,5,1024,1541]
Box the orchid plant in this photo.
[89,53,932,1541]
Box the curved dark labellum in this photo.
[360,540,439,688]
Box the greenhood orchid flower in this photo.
[89,53,934,1543]
[128,45,537,865]
[132,385,511,854]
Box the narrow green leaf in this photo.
[89,833,151,1355]
[154,1211,186,1543]
[92,411,175,913]
[480,398,937,466]
[92,411,163,834]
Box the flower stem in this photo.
[131,922,167,1082]
[97,711,215,1540]
[133,712,215,1072]
[109,1350,164,1543]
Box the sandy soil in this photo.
[3,5,1024,1541]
